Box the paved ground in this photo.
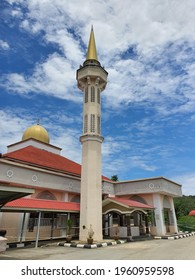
[1,235,195,260]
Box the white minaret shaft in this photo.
[77,27,108,241]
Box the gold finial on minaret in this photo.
[86,25,98,61]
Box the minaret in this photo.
[77,27,108,241]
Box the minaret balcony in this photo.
[80,134,104,144]
[77,65,108,86]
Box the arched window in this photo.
[97,115,101,134]
[70,195,80,203]
[97,88,100,104]
[84,114,88,133]
[36,191,56,200]
[91,86,95,102]
[90,114,95,132]
[85,87,88,103]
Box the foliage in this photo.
[174,195,195,219]
[111,175,119,182]
[174,195,195,232]
[177,215,195,232]
[67,219,73,235]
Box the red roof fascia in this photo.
[110,197,154,209]
[4,198,80,212]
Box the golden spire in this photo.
[86,26,98,61]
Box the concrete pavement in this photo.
[1,235,195,260]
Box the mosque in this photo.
[0,28,182,244]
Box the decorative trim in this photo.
[154,232,195,240]
[32,174,38,182]
[80,134,104,143]
[6,169,14,178]
[57,240,126,249]
[7,233,194,250]
[6,243,25,249]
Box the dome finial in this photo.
[37,118,40,125]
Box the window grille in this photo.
[85,87,88,103]
[91,86,95,102]
[97,88,100,104]
[90,114,95,132]
[97,115,101,134]
[84,114,88,133]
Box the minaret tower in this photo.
[77,27,108,241]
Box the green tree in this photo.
[174,195,195,219]
[111,175,119,182]
[67,219,73,235]
[177,215,195,232]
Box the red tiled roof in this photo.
[3,146,81,176]
[189,210,195,216]
[109,197,154,209]
[3,146,110,181]
[3,197,153,212]
[4,198,80,212]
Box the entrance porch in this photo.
[102,197,155,239]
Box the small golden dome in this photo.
[22,123,50,144]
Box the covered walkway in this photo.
[1,198,80,247]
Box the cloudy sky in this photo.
[1,0,195,195]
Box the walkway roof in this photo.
[0,181,34,208]
[2,198,80,213]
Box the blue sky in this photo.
[1,0,195,195]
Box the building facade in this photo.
[0,28,182,244]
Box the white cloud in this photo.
[2,0,195,117]
[102,134,159,177]
[4,73,31,93]
[5,0,195,56]
[128,155,157,172]
[45,30,84,64]
[0,109,82,163]
[2,53,82,102]
[102,136,123,157]
[2,0,195,184]
[53,129,82,164]
[171,173,195,196]
[0,110,30,153]
[0,40,10,50]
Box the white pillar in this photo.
[19,213,26,242]
[35,211,41,248]
[153,194,166,236]
[79,135,103,241]
[169,197,179,233]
